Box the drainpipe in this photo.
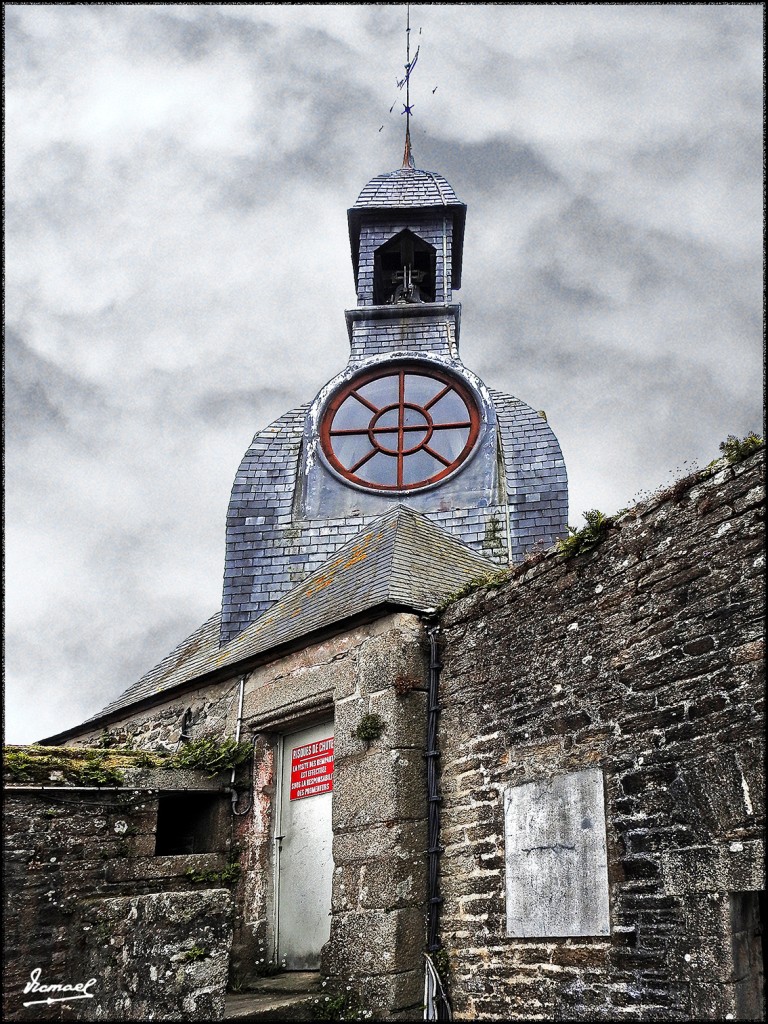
[229,676,252,815]
[424,623,451,1020]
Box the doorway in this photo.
[275,721,335,969]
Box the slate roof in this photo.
[351,167,464,210]
[60,506,496,733]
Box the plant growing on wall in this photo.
[185,861,242,885]
[167,737,252,776]
[3,746,129,786]
[179,944,208,962]
[313,980,373,1020]
[435,568,512,612]
[354,713,385,743]
[557,509,609,559]
[719,432,763,464]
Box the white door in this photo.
[276,721,334,969]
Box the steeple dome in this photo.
[351,167,463,209]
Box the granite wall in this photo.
[3,766,235,1021]
[437,449,765,1020]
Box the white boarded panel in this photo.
[504,768,610,938]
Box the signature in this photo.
[23,967,97,1007]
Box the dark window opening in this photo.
[154,792,228,856]
[373,229,436,305]
[731,890,765,1020]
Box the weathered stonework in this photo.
[77,889,232,1021]
[68,678,244,752]
[3,773,234,1022]
[5,453,763,1022]
[438,450,765,1021]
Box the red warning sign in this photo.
[290,736,334,801]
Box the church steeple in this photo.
[346,166,466,309]
[217,13,567,646]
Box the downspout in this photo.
[228,676,253,816]
[424,623,452,1020]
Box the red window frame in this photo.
[319,364,481,492]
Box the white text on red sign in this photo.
[290,737,334,800]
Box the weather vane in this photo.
[380,4,432,168]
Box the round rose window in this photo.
[320,365,481,491]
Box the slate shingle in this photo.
[81,507,496,723]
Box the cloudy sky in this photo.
[5,3,763,743]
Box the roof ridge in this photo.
[48,506,498,740]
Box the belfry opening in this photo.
[373,228,436,304]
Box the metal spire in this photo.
[401,4,416,168]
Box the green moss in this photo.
[4,746,127,786]
[4,739,254,786]
[166,737,252,776]
[481,514,505,555]
[186,861,242,885]
[432,948,450,980]
[180,944,208,962]
[3,744,171,786]
[354,713,385,743]
[719,432,763,465]
[435,568,513,613]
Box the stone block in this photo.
[332,855,427,913]
[334,689,428,760]
[357,627,427,697]
[106,852,226,883]
[662,840,765,895]
[368,688,428,750]
[689,982,737,1021]
[324,908,425,977]
[332,749,427,830]
[120,766,228,791]
[243,665,335,723]
[333,695,370,760]
[357,969,425,1016]
[333,820,427,865]
[78,889,233,1021]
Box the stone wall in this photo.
[47,612,433,1018]
[3,772,235,1021]
[68,679,243,752]
[9,451,762,1022]
[437,449,765,1020]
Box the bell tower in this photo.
[219,43,567,646]
[219,146,568,645]
[299,160,500,518]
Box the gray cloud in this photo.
[4,4,762,743]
